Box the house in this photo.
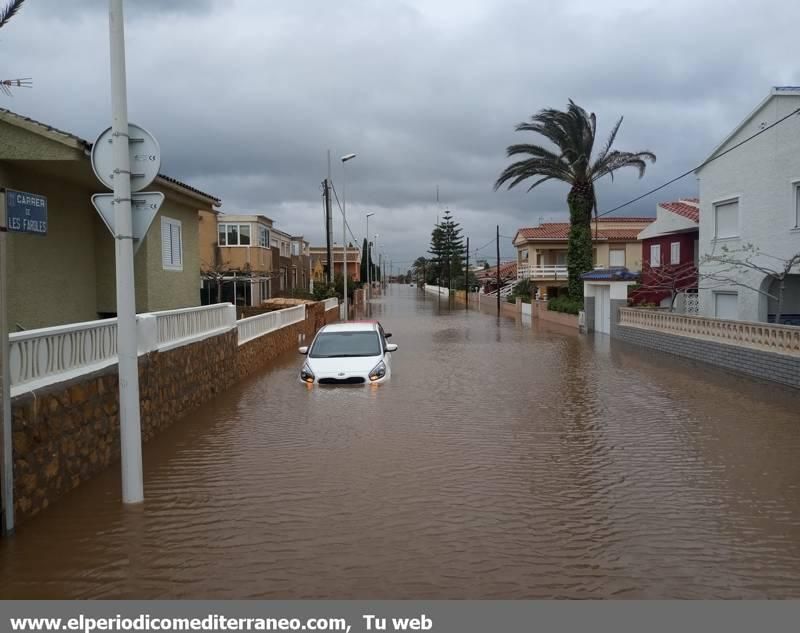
[512,216,653,299]
[634,199,700,308]
[308,245,361,282]
[198,211,274,305]
[476,262,517,293]
[0,108,220,329]
[696,86,800,323]
[198,213,311,306]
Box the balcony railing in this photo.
[517,263,569,280]
[619,308,800,357]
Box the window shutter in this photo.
[161,218,171,268]
[161,217,183,271]
[650,244,661,267]
[670,242,680,265]
[610,249,625,267]
[714,200,738,238]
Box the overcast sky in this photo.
[3,0,799,270]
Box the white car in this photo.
[298,321,397,385]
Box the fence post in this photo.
[136,314,159,355]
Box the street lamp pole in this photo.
[365,212,374,303]
[340,153,356,321]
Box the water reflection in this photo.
[1,285,799,598]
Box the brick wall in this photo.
[8,302,339,525]
[610,301,800,389]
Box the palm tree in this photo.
[1,0,31,97]
[495,100,655,300]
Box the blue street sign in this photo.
[5,189,48,236]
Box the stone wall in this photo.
[610,301,800,389]
[10,329,238,521]
[8,302,338,525]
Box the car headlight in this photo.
[300,364,315,383]
[369,360,387,382]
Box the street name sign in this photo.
[91,123,161,192]
[4,189,47,236]
[91,192,164,253]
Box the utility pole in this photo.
[109,0,143,504]
[465,236,469,311]
[0,191,13,534]
[496,225,501,317]
[324,151,333,284]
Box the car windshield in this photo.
[309,331,382,358]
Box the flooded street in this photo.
[1,286,799,598]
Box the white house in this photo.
[696,86,800,324]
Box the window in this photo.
[670,242,680,265]
[714,199,739,239]
[521,249,529,261]
[714,292,738,320]
[609,249,625,267]
[555,251,567,266]
[292,242,301,256]
[795,183,800,228]
[218,223,252,246]
[650,244,661,267]
[161,217,183,271]
[258,226,269,248]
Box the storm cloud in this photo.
[3,0,799,269]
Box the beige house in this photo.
[0,108,220,329]
[309,245,361,281]
[512,216,653,298]
[198,212,311,306]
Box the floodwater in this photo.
[1,286,800,598]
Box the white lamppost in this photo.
[340,153,356,320]
[365,212,374,302]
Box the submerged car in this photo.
[298,321,397,385]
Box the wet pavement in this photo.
[1,285,799,598]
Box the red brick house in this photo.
[633,199,700,307]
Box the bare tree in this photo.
[635,261,697,312]
[701,244,800,323]
[201,260,232,304]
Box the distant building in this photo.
[512,216,653,299]
[309,245,361,282]
[0,107,220,329]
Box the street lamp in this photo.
[365,212,374,303]
[340,153,357,321]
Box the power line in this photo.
[329,182,362,246]
[597,105,800,218]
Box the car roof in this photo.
[320,322,379,333]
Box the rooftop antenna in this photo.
[0,78,31,97]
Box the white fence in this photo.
[424,285,450,297]
[517,263,569,280]
[9,303,238,395]
[323,297,339,312]
[237,305,306,345]
[619,308,800,357]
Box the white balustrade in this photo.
[518,263,569,280]
[619,308,800,357]
[237,304,306,345]
[323,297,339,312]
[8,303,238,394]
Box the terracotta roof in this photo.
[0,107,220,204]
[516,222,650,242]
[658,200,700,223]
[476,261,517,279]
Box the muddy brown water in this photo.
[1,286,799,598]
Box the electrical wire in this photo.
[597,105,800,218]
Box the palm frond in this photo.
[494,158,573,191]
[593,150,656,181]
[0,0,26,29]
[593,116,623,167]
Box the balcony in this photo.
[517,263,569,280]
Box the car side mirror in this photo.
[386,343,398,352]
[385,332,392,338]
[298,346,309,355]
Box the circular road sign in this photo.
[91,123,161,192]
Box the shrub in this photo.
[548,296,583,315]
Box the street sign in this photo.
[91,123,161,192]
[4,189,47,236]
[91,192,164,253]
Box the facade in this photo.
[0,108,220,329]
[308,246,361,282]
[198,211,274,306]
[290,236,311,293]
[513,217,653,299]
[696,86,800,324]
[634,199,700,307]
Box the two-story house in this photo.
[309,245,361,282]
[634,199,700,307]
[199,211,274,306]
[1,108,220,329]
[697,86,800,324]
[290,236,311,292]
[513,216,653,299]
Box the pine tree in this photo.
[428,210,466,289]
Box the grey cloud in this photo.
[3,0,799,265]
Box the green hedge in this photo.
[548,296,582,315]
